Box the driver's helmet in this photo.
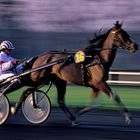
[0,40,15,51]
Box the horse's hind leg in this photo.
[11,88,34,114]
[97,81,131,125]
[52,77,76,125]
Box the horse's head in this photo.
[110,21,138,52]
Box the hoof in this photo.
[125,118,131,125]
[11,106,16,115]
[71,121,79,127]
[123,114,132,125]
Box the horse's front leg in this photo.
[98,81,131,125]
[111,92,131,125]
[77,87,100,116]
[53,78,77,126]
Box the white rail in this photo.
[107,80,140,84]
[107,71,140,85]
[109,71,140,76]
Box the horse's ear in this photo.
[114,21,122,29]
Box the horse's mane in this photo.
[86,28,112,50]
[87,21,122,50]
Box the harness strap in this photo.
[81,63,88,86]
[81,55,102,87]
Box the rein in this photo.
[89,47,117,51]
[85,46,120,52]
[48,46,120,55]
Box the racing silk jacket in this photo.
[0,51,15,75]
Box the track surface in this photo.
[1,108,140,140]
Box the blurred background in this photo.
[0,0,139,70]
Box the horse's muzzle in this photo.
[129,42,138,52]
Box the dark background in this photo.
[0,0,139,70]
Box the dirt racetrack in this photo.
[0,108,140,140]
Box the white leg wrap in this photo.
[110,91,116,101]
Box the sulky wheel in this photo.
[0,95,10,125]
[22,89,51,124]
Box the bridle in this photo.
[86,28,125,52]
[112,28,133,51]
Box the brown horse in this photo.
[13,21,138,125]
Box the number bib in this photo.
[74,51,86,63]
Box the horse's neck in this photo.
[100,36,117,67]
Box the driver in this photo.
[0,40,24,82]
